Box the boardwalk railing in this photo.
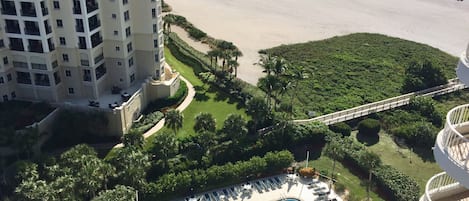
[293,79,466,125]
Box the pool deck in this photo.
[177,174,343,201]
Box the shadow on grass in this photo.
[356,132,379,146]
[409,145,435,162]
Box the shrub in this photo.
[187,27,207,40]
[144,81,188,113]
[145,150,294,199]
[358,118,381,135]
[402,60,447,93]
[329,122,352,136]
[130,111,164,134]
[392,122,437,148]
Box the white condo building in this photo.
[0,0,180,135]
[422,45,469,201]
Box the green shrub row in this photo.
[144,150,294,200]
[130,111,164,134]
[329,135,420,201]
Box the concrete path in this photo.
[113,75,196,148]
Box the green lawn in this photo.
[265,33,458,118]
[351,131,441,194]
[161,47,248,138]
[300,156,383,201]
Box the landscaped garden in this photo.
[262,33,458,118]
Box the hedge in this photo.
[329,122,352,136]
[144,150,294,200]
[357,118,381,135]
[327,134,420,201]
[144,80,188,114]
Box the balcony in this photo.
[5,25,20,34]
[421,172,469,201]
[433,104,469,189]
[94,53,103,63]
[9,38,24,51]
[91,35,102,48]
[24,27,40,35]
[456,52,469,87]
[73,3,82,14]
[28,40,43,53]
[88,19,100,31]
[86,0,98,13]
[1,0,16,15]
[20,2,37,17]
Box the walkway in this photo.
[113,75,195,148]
[293,79,466,125]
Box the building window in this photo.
[53,72,61,84]
[128,57,133,67]
[124,11,130,21]
[123,0,128,5]
[68,88,74,94]
[155,53,159,62]
[117,61,122,66]
[53,1,60,9]
[59,37,66,45]
[154,39,158,48]
[153,24,157,33]
[115,46,120,51]
[130,73,135,83]
[17,72,32,84]
[127,42,132,53]
[125,27,131,37]
[83,69,91,81]
[65,70,71,77]
[7,74,12,81]
[114,30,118,35]
[112,13,116,19]
[2,95,8,102]
[152,8,156,18]
[56,19,63,27]
[34,73,51,86]
[3,57,8,65]
[0,77,4,84]
[62,54,69,62]
[0,40,4,48]
[11,92,16,98]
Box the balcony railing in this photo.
[21,9,37,17]
[422,172,458,201]
[41,7,48,16]
[31,63,47,70]
[24,27,40,35]
[86,2,98,13]
[81,59,89,66]
[5,26,20,34]
[94,53,103,63]
[73,6,81,14]
[440,104,469,170]
[1,7,16,15]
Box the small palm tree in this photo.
[164,109,183,135]
[360,151,381,201]
[323,136,345,191]
[194,112,216,133]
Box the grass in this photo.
[351,131,441,194]
[265,33,458,118]
[301,156,383,201]
[153,48,248,139]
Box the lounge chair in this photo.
[268,178,279,188]
[212,191,220,201]
[222,189,230,197]
[229,187,238,196]
[204,193,211,201]
[274,177,283,184]
[254,181,263,191]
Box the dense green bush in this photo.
[145,150,294,199]
[327,134,420,201]
[187,27,207,40]
[357,118,381,135]
[402,60,447,93]
[408,97,442,127]
[391,122,438,148]
[329,122,352,136]
[130,111,164,134]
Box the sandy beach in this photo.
[166,0,469,85]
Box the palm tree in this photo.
[122,130,144,149]
[207,49,221,69]
[232,49,243,62]
[164,109,183,135]
[194,112,216,133]
[227,59,239,78]
[360,151,381,201]
[151,132,178,169]
[222,114,247,144]
[257,54,276,76]
[322,137,345,191]
[162,14,175,33]
[287,67,307,117]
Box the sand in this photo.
[166,0,469,85]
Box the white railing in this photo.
[422,172,460,201]
[440,104,469,170]
[293,78,466,125]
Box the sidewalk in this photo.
[113,75,195,148]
